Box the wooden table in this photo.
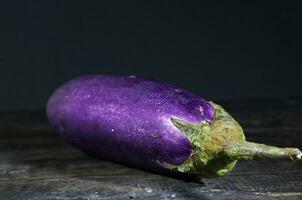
[1,99,302,200]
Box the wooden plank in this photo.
[0,100,302,199]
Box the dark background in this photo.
[0,1,301,111]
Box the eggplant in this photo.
[47,75,301,178]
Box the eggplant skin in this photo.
[47,75,215,172]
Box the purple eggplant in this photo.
[47,75,301,177]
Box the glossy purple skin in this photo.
[47,75,215,172]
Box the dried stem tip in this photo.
[225,141,302,160]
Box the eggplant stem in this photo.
[225,141,302,160]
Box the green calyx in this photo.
[170,102,302,178]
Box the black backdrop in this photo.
[0,1,301,110]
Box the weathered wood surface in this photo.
[0,99,302,200]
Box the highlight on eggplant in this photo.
[47,75,302,178]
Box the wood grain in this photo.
[0,99,302,200]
